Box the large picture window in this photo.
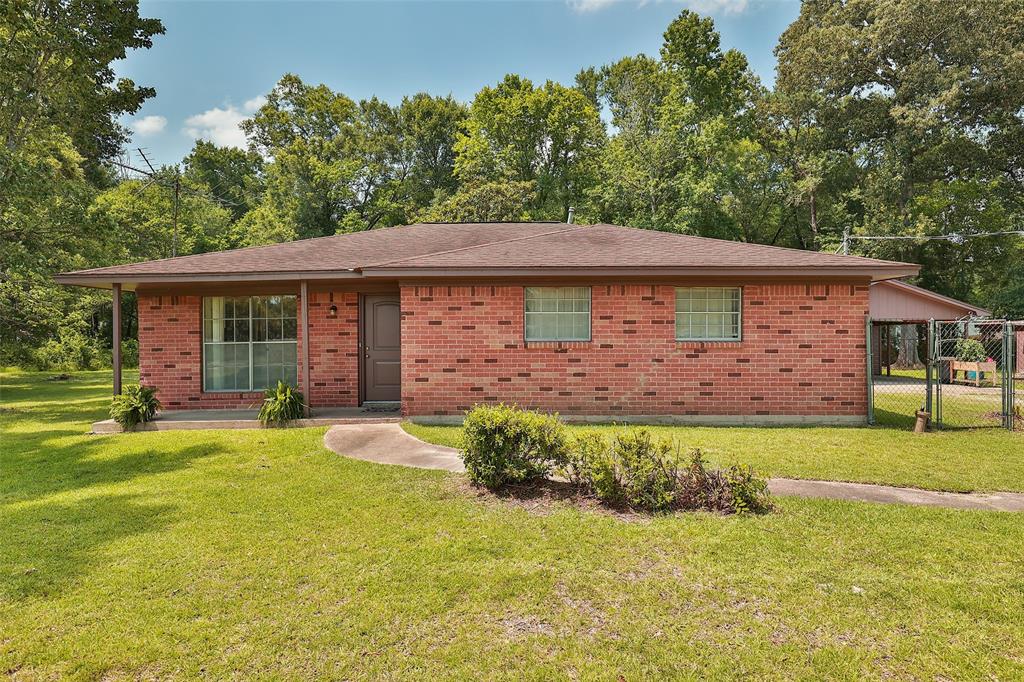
[675,287,741,341]
[524,287,591,341]
[203,295,298,391]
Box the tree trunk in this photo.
[808,189,818,250]
[895,324,921,368]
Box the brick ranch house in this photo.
[56,222,919,424]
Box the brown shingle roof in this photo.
[365,223,911,272]
[56,222,918,287]
[62,222,567,277]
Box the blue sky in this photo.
[119,0,800,166]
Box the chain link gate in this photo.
[869,316,1018,430]
[931,318,1016,429]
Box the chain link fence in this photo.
[870,317,1019,430]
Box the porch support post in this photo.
[112,282,122,396]
[300,280,311,416]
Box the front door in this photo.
[362,294,401,402]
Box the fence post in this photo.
[1004,321,1015,431]
[925,319,934,417]
[866,315,874,425]
[933,319,943,429]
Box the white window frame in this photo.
[202,295,298,392]
[524,286,592,342]
[675,287,742,342]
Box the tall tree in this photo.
[451,74,605,221]
[588,11,766,240]
[183,141,264,223]
[775,0,1024,300]
[91,173,235,260]
[0,0,163,364]
[240,76,467,241]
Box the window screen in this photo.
[524,287,591,341]
[675,287,741,341]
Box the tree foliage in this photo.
[1,0,163,363]
[4,2,1023,366]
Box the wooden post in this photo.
[112,282,122,396]
[300,280,310,416]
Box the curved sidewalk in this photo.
[323,424,1024,512]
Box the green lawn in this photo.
[3,370,1024,679]
[406,416,1024,494]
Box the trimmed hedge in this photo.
[461,403,569,488]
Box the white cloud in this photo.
[182,96,265,149]
[684,0,748,14]
[568,0,620,12]
[244,95,267,112]
[569,0,749,14]
[130,115,167,136]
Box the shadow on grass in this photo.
[873,407,916,429]
[3,370,223,504]
[0,438,223,505]
[0,492,175,600]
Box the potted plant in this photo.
[949,338,996,387]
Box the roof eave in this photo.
[872,279,992,316]
[361,265,920,280]
[54,270,362,290]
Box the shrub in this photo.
[954,338,988,362]
[607,430,681,511]
[460,404,569,489]
[109,384,161,430]
[258,381,306,426]
[724,463,774,514]
[560,430,773,515]
[121,338,140,368]
[31,330,105,371]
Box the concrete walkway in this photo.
[324,422,465,472]
[323,423,1024,512]
[94,406,401,434]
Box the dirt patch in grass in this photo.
[498,614,554,640]
[447,476,649,522]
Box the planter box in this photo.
[949,360,997,387]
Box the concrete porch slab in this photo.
[92,406,401,434]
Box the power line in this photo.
[838,229,1024,254]
[109,154,242,258]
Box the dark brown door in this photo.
[362,295,401,402]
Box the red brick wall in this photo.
[400,283,870,420]
[138,281,870,420]
[306,290,359,408]
[137,290,358,410]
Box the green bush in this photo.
[109,384,161,430]
[559,430,773,515]
[121,338,140,368]
[724,463,774,514]
[460,404,569,489]
[954,338,988,363]
[31,330,105,371]
[560,430,680,511]
[258,381,306,426]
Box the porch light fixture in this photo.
[328,304,338,317]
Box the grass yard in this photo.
[3,370,1024,679]
[407,416,1024,494]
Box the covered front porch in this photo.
[91,278,403,418]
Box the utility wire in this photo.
[836,229,1024,254]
